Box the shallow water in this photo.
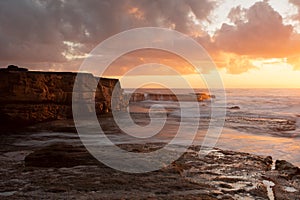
[123,88,300,166]
[13,89,300,167]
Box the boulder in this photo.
[275,160,300,178]
[229,106,241,110]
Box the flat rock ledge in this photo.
[1,143,300,199]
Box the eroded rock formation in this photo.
[3,140,300,199]
[128,92,213,102]
[0,66,126,128]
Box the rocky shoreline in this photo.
[1,66,300,199]
[0,66,213,130]
[0,120,300,199]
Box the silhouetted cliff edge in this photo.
[0,65,125,129]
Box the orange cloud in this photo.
[213,52,257,74]
[287,56,300,69]
[211,1,300,72]
[214,2,298,57]
[103,49,197,76]
[128,7,145,20]
[1,0,300,76]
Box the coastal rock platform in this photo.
[1,125,300,199]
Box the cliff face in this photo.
[0,66,125,128]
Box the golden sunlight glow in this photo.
[115,54,300,89]
[103,48,300,89]
[128,7,145,20]
[103,49,196,76]
[62,41,88,60]
[188,12,200,25]
[287,56,300,70]
[221,62,300,88]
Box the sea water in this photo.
[124,88,300,166]
[16,89,300,167]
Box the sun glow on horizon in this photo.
[5,0,300,89]
[111,58,300,89]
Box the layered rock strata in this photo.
[0,66,125,128]
[128,92,213,102]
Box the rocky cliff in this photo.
[0,65,126,128]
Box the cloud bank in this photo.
[0,0,300,74]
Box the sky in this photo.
[1,0,300,88]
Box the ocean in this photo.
[123,88,300,166]
[16,88,300,167]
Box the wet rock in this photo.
[128,92,212,102]
[275,160,300,178]
[2,128,300,200]
[25,143,101,168]
[18,143,289,199]
[228,106,240,110]
[226,116,297,136]
[264,156,273,169]
[276,160,297,171]
[128,92,145,102]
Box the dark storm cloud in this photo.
[0,0,66,63]
[0,0,216,69]
[3,0,300,74]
